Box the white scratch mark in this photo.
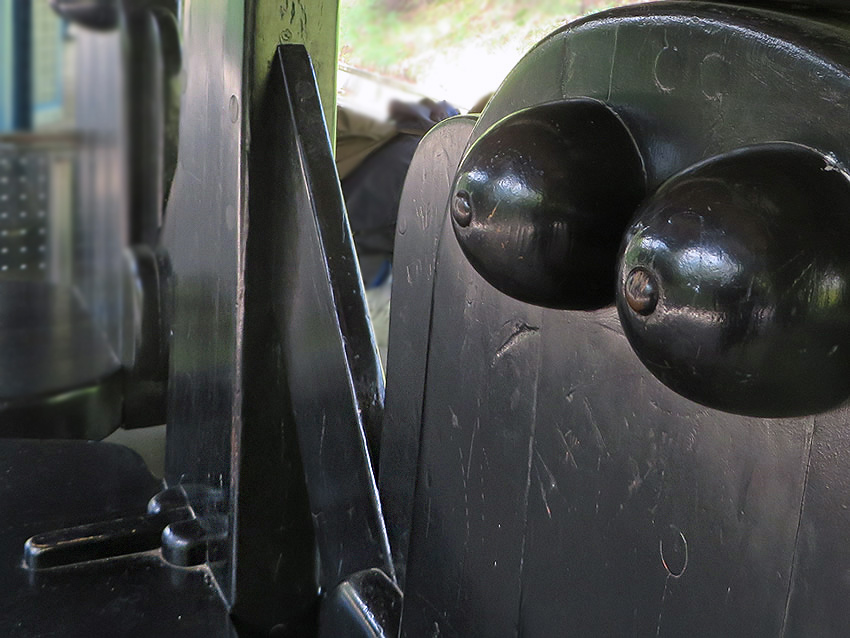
[655,575,671,637]
[555,428,579,469]
[467,418,479,481]
[494,322,539,361]
[607,25,620,102]
[584,397,610,457]
[425,496,432,539]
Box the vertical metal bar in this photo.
[0,0,12,131]
[12,0,32,130]
[271,42,392,589]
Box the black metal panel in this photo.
[160,6,323,633]
[784,410,850,634]
[161,8,381,633]
[0,440,233,637]
[380,115,476,589]
[400,206,806,638]
[477,3,850,192]
[0,440,161,528]
[160,0,246,607]
[401,218,545,637]
[126,6,166,248]
[0,281,121,438]
[394,3,850,636]
[518,311,809,636]
[266,44,392,591]
[0,554,234,638]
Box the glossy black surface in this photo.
[713,0,850,10]
[17,0,850,635]
[160,0,250,617]
[389,3,850,636]
[0,281,122,439]
[122,245,169,429]
[0,440,234,637]
[379,115,476,589]
[451,99,645,308]
[161,515,228,568]
[318,569,402,638]
[22,480,228,573]
[161,3,325,631]
[265,44,392,591]
[24,509,187,569]
[618,143,850,417]
[161,7,365,634]
[126,3,174,249]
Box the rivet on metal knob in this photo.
[452,190,472,227]
[624,267,658,316]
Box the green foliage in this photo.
[339,0,409,70]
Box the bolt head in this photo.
[452,190,472,227]
[624,266,659,315]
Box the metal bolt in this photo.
[452,190,472,227]
[625,266,659,316]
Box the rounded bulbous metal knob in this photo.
[617,143,850,417]
[451,99,646,309]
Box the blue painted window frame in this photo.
[0,0,12,131]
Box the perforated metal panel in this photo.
[0,146,52,279]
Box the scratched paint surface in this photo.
[394,4,850,636]
[380,116,477,588]
[250,0,339,138]
[518,309,809,636]
[402,217,544,637]
[401,226,808,636]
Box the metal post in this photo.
[11,0,32,130]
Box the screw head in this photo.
[624,266,659,315]
[452,190,472,227]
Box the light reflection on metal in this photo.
[619,143,850,417]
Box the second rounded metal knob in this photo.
[617,142,850,417]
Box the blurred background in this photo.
[1,0,640,134]
[1,1,68,131]
[338,0,639,117]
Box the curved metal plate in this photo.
[380,114,476,589]
[474,3,850,190]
